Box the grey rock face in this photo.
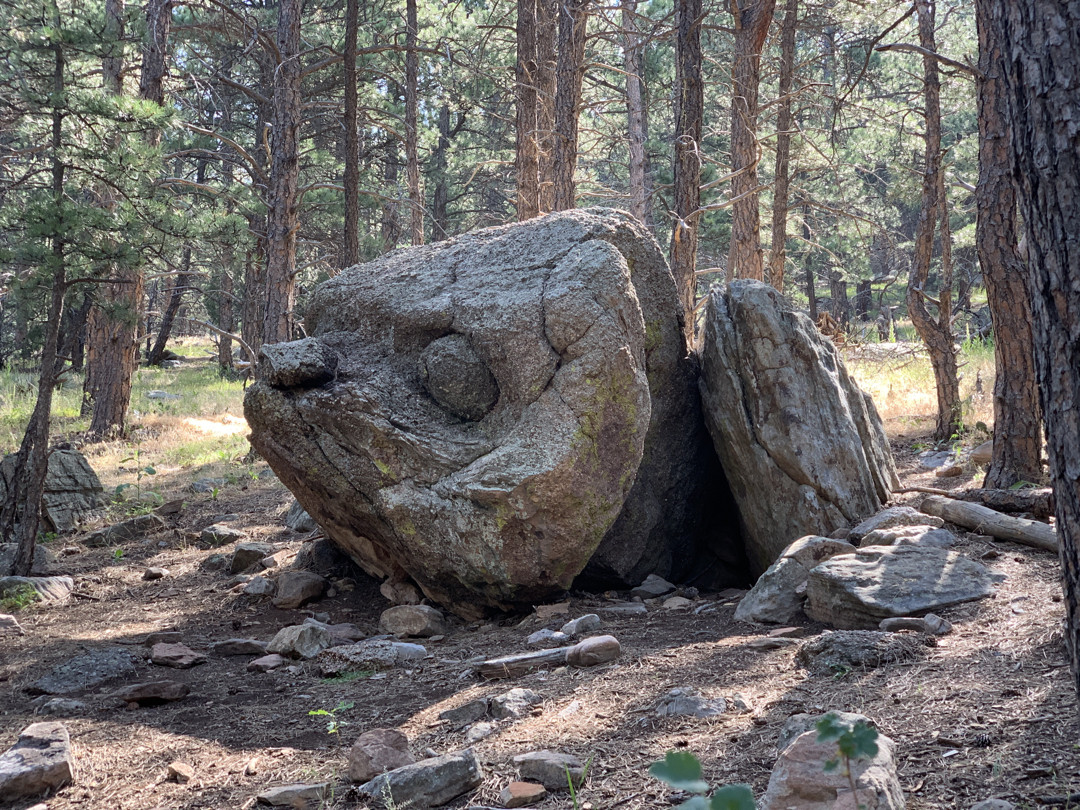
[29,647,136,695]
[560,614,602,637]
[379,605,447,638]
[490,688,542,719]
[200,524,243,547]
[348,728,416,784]
[33,698,89,716]
[805,545,1000,629]
[0,575,73,604]
[656,688,727,718]
[245,209,742,619]
[358,749,483,808]
[699,281,898,574]
[0,449,102,539]
[272,571,327,609]
[285,499,317,533]
[513,750,585,790]
[0,543,54,577]
[0,722,75,801]
[256,783,329,808]
[150,642,207,669]
[776,712,875,756]
[260,337,338,389]
[438,699,489,727]
[316,639,427,676]
[84,514,166,548]
[266,624,333,659]
[734,536,856,624]
[528,629,570,647]
[211,638,269,656]
[849,506,944,544]
[797,631,928,674]
[630,573,675,599]
[231,542,275,574]
[860,525,955,548]
[111,680,190,705]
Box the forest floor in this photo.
[1,358,1076,810]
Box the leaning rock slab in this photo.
[245,209,742,619]
[348,728,415,784]
[735,536,856,624]
[272,571,327,609]
[805,545,1000,629]
[358,749,483,808]
[30,647,136,695]
[379,605,447,638]
[266,624,333,659]
[849,506,944,544]
[699,281,898,574]
[0,722,74,800]
[151,642,207,669]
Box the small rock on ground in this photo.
[655,688,726,718]
[499,781,547,808]
[150,642,207,669]
[560,614,601,637]
[527,629,569,647]
[244,576,275,596]
[211,638,269,656]
[797,630,928,674]
[439,699,489,727]
[248,654,287,672]
[358,749,483,809]
[168,762,195,783]
[231,542,275,574]
[512,750,585,790]
[490,688,542,719]
[266,624,333,659]
[849,506,944,543]
[379,604,448,638]
[256,783,329,808]
[0,575,74,604]
[111,680,190,705]
[0,722,75,801]
[272,571,328,610]
[29,647,136,695]
[566,635,620,667]
[879,614,952,635]
[142,567,170,581]
[630,573,675,599]
[33,698,89,716]
[348,728,415,784]
[201,524,244,546]
[466,722,498,743]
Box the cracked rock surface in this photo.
[699,281,898,574]
[246,209,742,618]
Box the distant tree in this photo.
[552,0,590,211]
[768,0,798,292]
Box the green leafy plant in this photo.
[567,756,594,810]
[815,713,881,808]
[113,548,125,560]
[649,751,755,810]
[308,699,354,734]
[116,443,157,505]
[0,583,39,612]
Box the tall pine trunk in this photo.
[551,0,589,211]
[405,0,423,244]
[515,0,540,220]
[768,0,797,291]
[622,0,653,229]
[343,0,361,266]
[536,0,557,213]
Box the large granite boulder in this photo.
[245,209,742,618]
[699,281,898,574]
[0,448,102,548]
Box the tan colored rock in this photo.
[379,604,447,638]
[500,781,547,807]
[168,761,195,783]
[566,635,620,667]
[150,642,207,669]
[272,571,327,610]
[348,728,415,784]
[970,440,993,465]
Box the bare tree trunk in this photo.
[262,0,302,347]
[552,0,589,211]
[217,251,234,372]
[802,203,817,321]
[381,149,401,252]
[515,0,540,221]
[242,229,265,354]
[727,0,775,282]
[405,0,423,244]
[623,0,652,229]
[138,0,171,147]
[433,104,451,238]
[907,0,961,442]
[343,0,360,266]
[992,0,1080,703]
[768,0,797,291]
[536,0,557,213]
[974,0,1042,489]
[147,245,192,365]
[668,0,702,342]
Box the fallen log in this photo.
[475,635,621,679]
[920,495,1058,553]
[955,488,1054,520]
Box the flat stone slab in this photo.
[0,722,75,801]
[29,647,137,695]
[256,783,329,808]
[805,544,1001,629]
[111,680,190,706]
[849,506,944,544]
[359,749,483,808]
[150,642,208,669]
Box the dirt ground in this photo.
[1,422,1076,810]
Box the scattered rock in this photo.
[29,647,137,695]
[596,603,647,617]
[244,576,276,596]
[0,448,102,537]
[33,698,88,716]
[656,688,727,718]
[201,524,244,546]
[111,680,190,705]
[761,721,903,810]
[747,637,801,650]
[248,654,287,673]
[302,617,366,644]
[662,596,693,610]
[879,614,952,635]
[527,629,570,647]
[141,568,168,582]
[919,450,957,470]
[513,750,585,791]
[0,543,54,577]
[566,635,620,667]
[151,642,208,669]
[84,514,166,547]
[266,624,333,659]
[272,571,328,609]
[735,536,856,624]
[438,699,489,727]
[256,783,329,808]
[860,525,955,548]
[285,499,318,533]
[155,499,185,516]
[0,722,75,800]
[970,441,994,466]
[348,728,416,784]
[358,749,484,808]
[0,575,74,604]
[560,614,601,637]
[490,688,542,719]
[535,602,571,620]
[379,604,448,638]
[466,722,498,743]
[147,389,181,400]
[499,781,547,808]
[630,574,675,599]
[168,762,195,783]
[971,800,1014,810]
[211,638,269,656]
[936,464,964,478]
[380,578,423,606]
[232,542,275,574]
[1,613,25,636]
[200,553,228,572]
[848,506,944,544]
[770,627,807,639]
[805,545,1000,629]
[316,640,427,676]
[191,477,225,494]
[797,631,928,674]
[144,631,182,646]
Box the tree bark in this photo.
[920,496,1057,554]
[974,0,1042,489]
[262,0,302,347]
[217,251,234,371]
[343,0,360,266]
[802,203,817,321]
[551,0,589,212]
[992,0,1080,703]
[147,245,192,365]
[515,0,540,221]
[727,0,775,282]
[622,0,652,229]
[668,0,702,341]
[433,104,451,238]
[381,148,401,252]
[138,0,171,148]
[767,0,797,291]
[405,0,423,244]
[536,0,557,213]
[906,0,961,442]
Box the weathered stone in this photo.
[359,749,483,808]
[761,723,904,810]
[379,604,448,638]
[84,514,166,547]
[248,654,287,672]
[566,635,620,667]
[266,624,333,659]
[655,688,726,718]
[0,722,74,800]
[168,762,195,783]
[490,688,542,719]
[970,441,994,466]
[735,537,856,624]
[144,631,182,646]
[560,614,602,637]
[527,629,570,647]
[244,576,276,596]
[438,699,489,727]
[596,602,647,617]
[500,781,548,808]
[232,542,275,574]
[190,477,225,494]
[879,614,952,635]
[0,449,102,539]
[272,571,327,609]
[747,637,800,651]
[302,618,365,644]
[805,545,1000,629]
[285,499,317,533]
[151,642,207,669]
[630,573,675,599]
[33,698,88,716]
[201,524,244,546]
[212,638,269,656]
[0,575,73,604]
[348,728,416,784]
[848,506,944,544]
[663,596,693,610]
[796,631,927,674]
[699,281,898,574]
[261,337,339,389]
[111,680,190,705]
[0,543,54,577]
[971,800,1014,810]
[465,722,498,743]
[860,525,956,548]
[316,640,427,676]
[257,783,329,808]
[29,647,137,694]
[245,210,743,620]
[513,750,585,790]
[142,567,169,581]
[200,553,228,572]
[380,578,423,606]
